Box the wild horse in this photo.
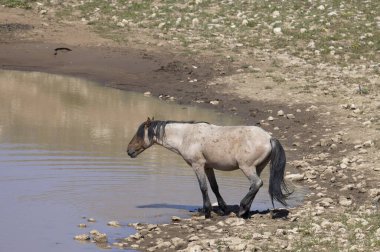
[127,118,291,218]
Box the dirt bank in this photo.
[1,3,379,251]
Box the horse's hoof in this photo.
[238,209,249,218]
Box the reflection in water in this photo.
[0,70,305,251]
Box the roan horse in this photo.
[127,118,291,218]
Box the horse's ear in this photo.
[145,117,152,128]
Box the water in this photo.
[0,70,305,251]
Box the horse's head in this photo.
[127,117,155,158]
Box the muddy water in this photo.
[0,70,305,251]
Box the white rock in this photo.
[171,237,186,249]
[286,114,295,119]
[268,116,274,121]
[144,91,152,97]
[272,10,280,18]
[158,22,166,29]
[192,18,200,28]
[188,245,203,252]
[339,196,352,206]
[307,41,316,49]
[285,173,304,181]
[210,100,219,105]
[273,27,282,35]
[252,233,263,240]
[277,110,285,116]
[107,220,121,227]
[171,216,181,222]
[74,234,90,241]
[242,19,248,26]
[317,5,325,10]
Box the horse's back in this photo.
[190,124,271,170]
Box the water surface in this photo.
[0,70,305,251]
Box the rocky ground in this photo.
[1,0,379,251]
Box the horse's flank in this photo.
[157,122,272,172]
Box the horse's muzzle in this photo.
[127,149,137,158]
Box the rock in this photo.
[273,27,282,35]
[188,235,200,242]
[147,224,158,231]
[144,91,152,97]
[277,110,285,116]
[156,241,172,249]
[74,234,90,241]
[362,140,374,147]
[252,233,263,240]
[90,230,108,243]
[107,221,121,227]
[204,225,218,231]
[171,216,181,222]
[317,5,325,10]
[339,196,352,206]
[286,114,295,119]
[276,229,286,236]
[171,237,186,249]
[285,173,304,181]
[192,18,199,28]
[209,100,219,105]
[78,223,87,228]
[318,197,334,208]
[375,228,380,239]
[268,116,274,121]
[224,217,245,226]
[188,244,203,252]
[340,163,348,169]
[87,218,96,222]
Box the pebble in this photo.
[339,196,353,206]
[87,218,96,223]
[286,114,295,119]
[285,173,304,181]
[78,223,87,228]
[107,221,121,227]
[144,91,152,97]
[74,234,90,241]
[188,245,203,252]
[277,110,284,116]
[273,27,282,35]
[171,237,186,249]
[210,100,219,105]
[90,230,108,243]
[171,216,181,222]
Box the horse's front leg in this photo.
[205,167,228,215]
[192,162,212,218]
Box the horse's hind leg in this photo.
[192,163,212,218]
[205,167,228,215]
[238,165,263,218]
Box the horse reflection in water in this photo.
[127,118,291,218]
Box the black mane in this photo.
[136,120,209,141]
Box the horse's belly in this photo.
[205,158,239,171]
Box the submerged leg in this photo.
[192,163,212,218]
[239,166,263,218]
[205,167,228,215]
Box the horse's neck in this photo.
[155,123,188,154]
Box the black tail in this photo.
[269,138,291,208]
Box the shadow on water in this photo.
[137,203,199,211]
